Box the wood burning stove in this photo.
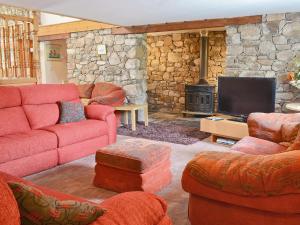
[185,84,214,113]
[185,30,215,114]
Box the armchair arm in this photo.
[247,112,300,143]
[85,105,115,121]
[85,105,117,144]
[182,150,300,197]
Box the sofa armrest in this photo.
[182,150,300,197]
[85,105,117,144]
[85,105,115,121]
[247,112,300,143]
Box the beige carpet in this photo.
[25,135,229,225]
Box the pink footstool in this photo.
[93,139,172,193]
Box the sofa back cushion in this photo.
[19,84,80,129]
[91,82,122,98]
[0,178,20,225]
[0,87,30,136]
[0,86,22,108]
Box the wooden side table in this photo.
[114,104,148,131]
[285,103,300,112]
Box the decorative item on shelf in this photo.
[287,56,300,89]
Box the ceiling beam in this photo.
[38,33,70,42]
[38,20,116,37]
[112,15,262,35]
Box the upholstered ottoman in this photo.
[93,139,172,193]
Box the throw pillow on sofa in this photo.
[8,182,105,225]
[59,101,86,124]
[0,179,20,225]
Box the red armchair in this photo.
[182,113,300,225]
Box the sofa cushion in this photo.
[1,171,171,225]
[77,83,95,98]
[281,122,300,143]
[19,84,80,105]
[183,150,300,197]
[0,86,21,109]
[9,182,105,225]
[0,130,57,164]
[0,178,20,225]
[43,120,108,147]
[91,82,122,98]
[23,104,59,129]
[95,139,171,173]
[231,136,287,155]
[0,107,31,137]
[59,101,86,124]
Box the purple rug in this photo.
[117,121,210,145]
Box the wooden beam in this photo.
[38,33,70,42]
[38,20,116,37]
[0,78,37,85]
[112,15,262,34]
[0,13,33,23]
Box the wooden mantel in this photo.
[112,15,262,34]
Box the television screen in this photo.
[218,77,276,116]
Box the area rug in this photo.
[25,136,230,225]
[117,121,210,145]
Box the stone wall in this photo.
[67,29,148,109]
[147,31,226,113]
[226,12,300,111]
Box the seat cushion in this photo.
[43,120,108,147]
[0,178,20,225]
[0,130,57,164]
[231,136,287,155]
[96,139,171,173]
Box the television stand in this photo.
[200,114,249,142]
[228,116,247,123]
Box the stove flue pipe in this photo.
[199,30,209,85]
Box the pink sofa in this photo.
[0,84,117,177]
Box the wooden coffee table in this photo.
[114,104,148,131]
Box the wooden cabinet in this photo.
[200,115,249,142]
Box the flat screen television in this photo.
[218,76,276,116]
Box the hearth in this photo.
[184,30,215,114]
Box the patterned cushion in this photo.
[8,182,105,225]
[0,179,20,225]
[59,101,86,124]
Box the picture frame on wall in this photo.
[46,44,62,61]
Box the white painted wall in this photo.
[40,40,68,84]
[40,12,79,26]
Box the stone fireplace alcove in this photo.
[66,12,300,117]
[147,31,227,113]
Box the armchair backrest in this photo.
[248,112,300,143]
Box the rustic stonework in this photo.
[67,29,147,108]
[226,12,300,111]
[147,31,226,113]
